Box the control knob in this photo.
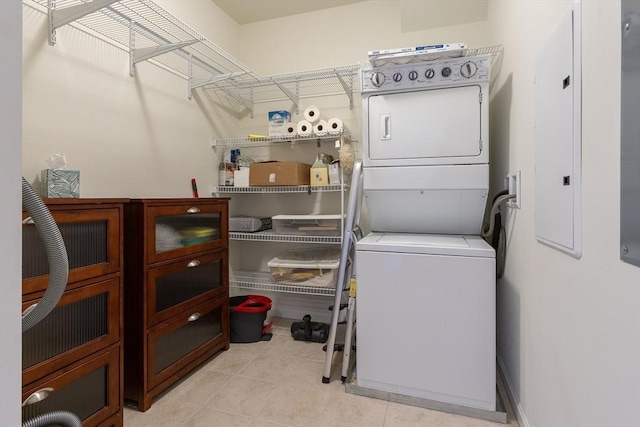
[441,67,452,77]
[425,68,435,79]
[460,61,478,78]
[393,72,402,82]
[370,72,385,87]
[408,70,418,81]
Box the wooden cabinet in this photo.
[123,198,229,411]
[22,198,126,427]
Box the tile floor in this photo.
[123,319,520,427]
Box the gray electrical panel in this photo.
[621,1,640,267]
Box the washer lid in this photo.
[356,232,495,258]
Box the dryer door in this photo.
[366,85,485,166]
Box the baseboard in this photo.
[497,356,530,427]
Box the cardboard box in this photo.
[41,169,80,198]
[249,162,311,186]
[268,110,291,137]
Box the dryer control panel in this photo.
[361,54,491,93]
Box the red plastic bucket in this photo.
[229,295,273,343]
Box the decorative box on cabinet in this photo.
[123,198,230,412]
[21,198,126,427]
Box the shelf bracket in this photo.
[190,72,249,91]
[334,69,354,110]
[48,0,119,46]
[270,78,299,113]
[130,39,198,77]
[214,84,255,116]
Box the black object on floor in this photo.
[291,314,329,343]
[229,295,273,343]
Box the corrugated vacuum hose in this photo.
[21,177,81,427]
[21,411,82,427]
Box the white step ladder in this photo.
[322,160,364,383]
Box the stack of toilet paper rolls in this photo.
[283,105,346,137]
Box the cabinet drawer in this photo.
[146,203,228,265]
[147,297,228,390]
[147,251,228,326]
[22,346,121,427]
[22,206,121,295]
[22,278,121,386]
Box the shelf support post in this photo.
[48,0,119,46]
[188,53,193,100]
[334,69,354,110]
[129,34,198,77]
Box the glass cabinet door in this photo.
[22,347,120,427]
[22,207,121,295]
[146,203,228,264]
[147,297,227,390]
[147,251,228,326]
[22,278,120,386]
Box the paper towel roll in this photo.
[304,105,321,123]
[327,117,344,133]
[313,120,328,136]
[297,120,313,136]
[283,122,297,136]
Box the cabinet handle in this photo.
[22,303,38,317]
[188,313,201,322]
[22,216,35,225]
[22,387,54,407]
[187,260,200,268]
[186,207,200,214]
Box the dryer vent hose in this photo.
[21,410,82,427]
[21,178,80,427]
[21,177,69,333]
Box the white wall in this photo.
[487,1,640,426]
[0,1,22,424]
[22,0,243,197]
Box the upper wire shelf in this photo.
[29,0,361,108]
[31,0,259,90]
[203,64,362,116]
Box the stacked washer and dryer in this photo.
[355,53,497,412]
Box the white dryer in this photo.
[361,54,491,235]
[356,54,497,412]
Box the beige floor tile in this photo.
[302,343,329,362]
[168,368,235,406]
[317,391,388,427]
[183,407,253,427]
[203,344,259,375]
[205,375,279,417]
[383,401,452,427]
[123,395,200,427]
[238,352,300,383]
[286,357,345,393]
[248,419,290,427]
[256,383,331,427]
[261,331,319,357]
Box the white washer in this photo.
[356,233,496,410]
